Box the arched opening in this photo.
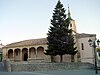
[37,47,45,59]
[24,53,28,61]
[29,47,36,58]
[22,48,28,61]
[8,49,13,59]
[14,48,20,61]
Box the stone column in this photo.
[27,48,30,61]
[36,49,38,58]
[6,48,8,60]
[20,50,22,61]
[13,49,14,62]
[28,48,30,61]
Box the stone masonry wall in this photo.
[10,62,94,72]
[3,60,11,72]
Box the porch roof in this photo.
[4,33,96,48]
[5,38,47,48]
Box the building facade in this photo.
[2,6,96,64]
[2,34,96,63]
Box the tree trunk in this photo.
[71,55,74,62]
[60,55,63,63]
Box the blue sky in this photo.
[0,0,100,45]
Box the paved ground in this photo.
[42,70,100,75]
[0,70,100,75]
[0,62,100,75]
[0,72,49,75]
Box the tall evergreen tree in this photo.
[66,29,78,62]
[44,0,68,62]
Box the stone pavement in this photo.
[0,72,50,75]
[0,61,100,75]
[0,70,100,75]
[42,70,100,75]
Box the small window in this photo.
[70,23,72,27]
[81,43,84,50]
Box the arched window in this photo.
[70,23,72,27]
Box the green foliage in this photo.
[66,29,78,55]
[45,0,67,57]
[45,0,78,62]
[97,47,100,52]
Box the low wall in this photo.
[10,62,94,72]
[3,60,11,72]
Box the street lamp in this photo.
[88,39,100,74]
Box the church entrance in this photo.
[22,48,28,61]
[24,53,28,61]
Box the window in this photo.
[70,23,72,27]
[81,43,84,50]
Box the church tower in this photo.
[66,5,79,62]
[67,5,77,34]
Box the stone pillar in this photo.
[13,49,14,62]
[36,49,37,58]
[28,49,30,59]
[20,50,22,61]
[5,48,8,60]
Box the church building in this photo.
[2,5,96,64]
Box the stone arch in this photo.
[24,53,28,61]
[14,48,21,61]
[22,48,28,61]
[29,47,36,58]
[8,49,13,59]
[37,46,45,59]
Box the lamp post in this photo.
[88,39,100,74]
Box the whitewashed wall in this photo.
[78,36,96,64]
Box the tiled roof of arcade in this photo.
[4,33,96,48]
[5,38,47,48]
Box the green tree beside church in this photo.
[45,0,77,62]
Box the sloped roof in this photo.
[77,33,96,38]
[5,38,47,48]
[4,33,96,48]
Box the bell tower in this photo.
[66,5,79,62]
[67,5,77,34]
